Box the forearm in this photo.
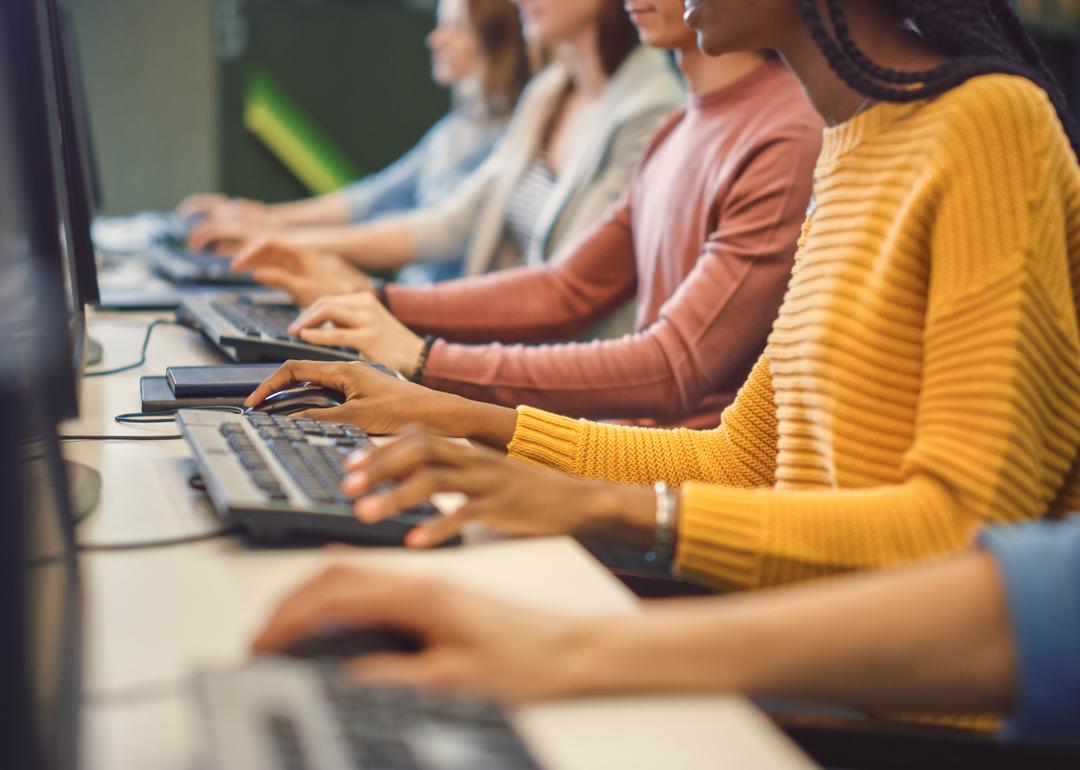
[267,192,352,227]
[562,552,1015,714]
[417,392,518,451]
[286,220,418,270]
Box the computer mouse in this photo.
[257,385,345,416]
[281,626,423,661]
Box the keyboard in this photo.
[177,409,446,546]
[177,293,361,363]
[267,672,543,770]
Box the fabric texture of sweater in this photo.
[387,61,822,428]
[399,47,684,278]
[507,74,1080,591]
[340,108,507,284]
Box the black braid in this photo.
[797,0,1080,158]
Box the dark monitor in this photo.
[0,293,83,770]
[0,0,82,418]
[42,0,100,306]
[0,179,83,770]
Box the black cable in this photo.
[84,319,178,377]
[77,525,243,553]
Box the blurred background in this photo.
[67,0,1080,216]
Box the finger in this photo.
[231,236,290,271]
[253,567,436,652]
[245,360,344,407]
[251,267,307,298]
[290,404,356,423]
[298,328,357,348]
[343,431,472,488]
[405,506,472,548]
[351,467,465,524]
[187,222,240,252]
[288,303,362,336]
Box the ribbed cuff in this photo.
[675,482,767,590]
[506,406,584,474]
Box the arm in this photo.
[385,199,639,343]
[414,130,813,418]
[273,139,503,271]
[258,522,1078,719]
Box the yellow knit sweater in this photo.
[508,74,1080,591]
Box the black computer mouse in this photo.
[257,385,345,416]
[282,626,423,661]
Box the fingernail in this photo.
[405,528,429,548]
[341,472,366,493]
[345,451,370,468]
[357,497,381,522]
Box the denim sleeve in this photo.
[339,118,440,221]
[978,518,1080,744]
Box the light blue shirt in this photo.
[979,518,1080,745]
[340,108,506,284]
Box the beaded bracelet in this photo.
[410,335,436,384]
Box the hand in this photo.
[186,219,270,257]
[252,564,604,702]
[341,426,657,549]
[175,192,229,219]
[246,359,460,435]
[288,293,425,377]
[232,237,373,307]
[245,360,519,447]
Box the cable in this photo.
[77,525,243,553]
[84,319,178,377]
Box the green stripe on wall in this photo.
[243,69,360,194]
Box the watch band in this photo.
[646,481,679,568]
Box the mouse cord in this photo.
[84,319,180,378]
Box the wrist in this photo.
[399,333,428,380]
[578,483,657,551]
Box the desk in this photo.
[71,309,816,770]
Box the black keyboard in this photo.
[211,297,305,340]
[265,675,543,770]
[220,413,438,519]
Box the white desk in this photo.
[72,309,815,770]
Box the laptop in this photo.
[177,291,362,363]
[176,408,449,546]
[196,660,544,770]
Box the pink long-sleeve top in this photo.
[386,61,823,428]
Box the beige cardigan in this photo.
[403,47,684,277]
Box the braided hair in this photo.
[797,0,1080,157]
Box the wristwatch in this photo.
[646,481,679,568]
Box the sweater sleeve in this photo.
[507,353,778,489]
[978,518,1080,744]
[385,197,638,344]
[674,80,1080,590]
[412,126,815,419]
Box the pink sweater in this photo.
[387,61,822,428]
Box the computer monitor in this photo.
[42,0,101,307]
[0,313,84,770]
[0,0,83,419]
[0,143,83,770]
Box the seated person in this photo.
[189,0,685,298]
[229,0,823,430]
[179,0,530,284]
[254,516,1080,747]
[245,0,1080,593]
